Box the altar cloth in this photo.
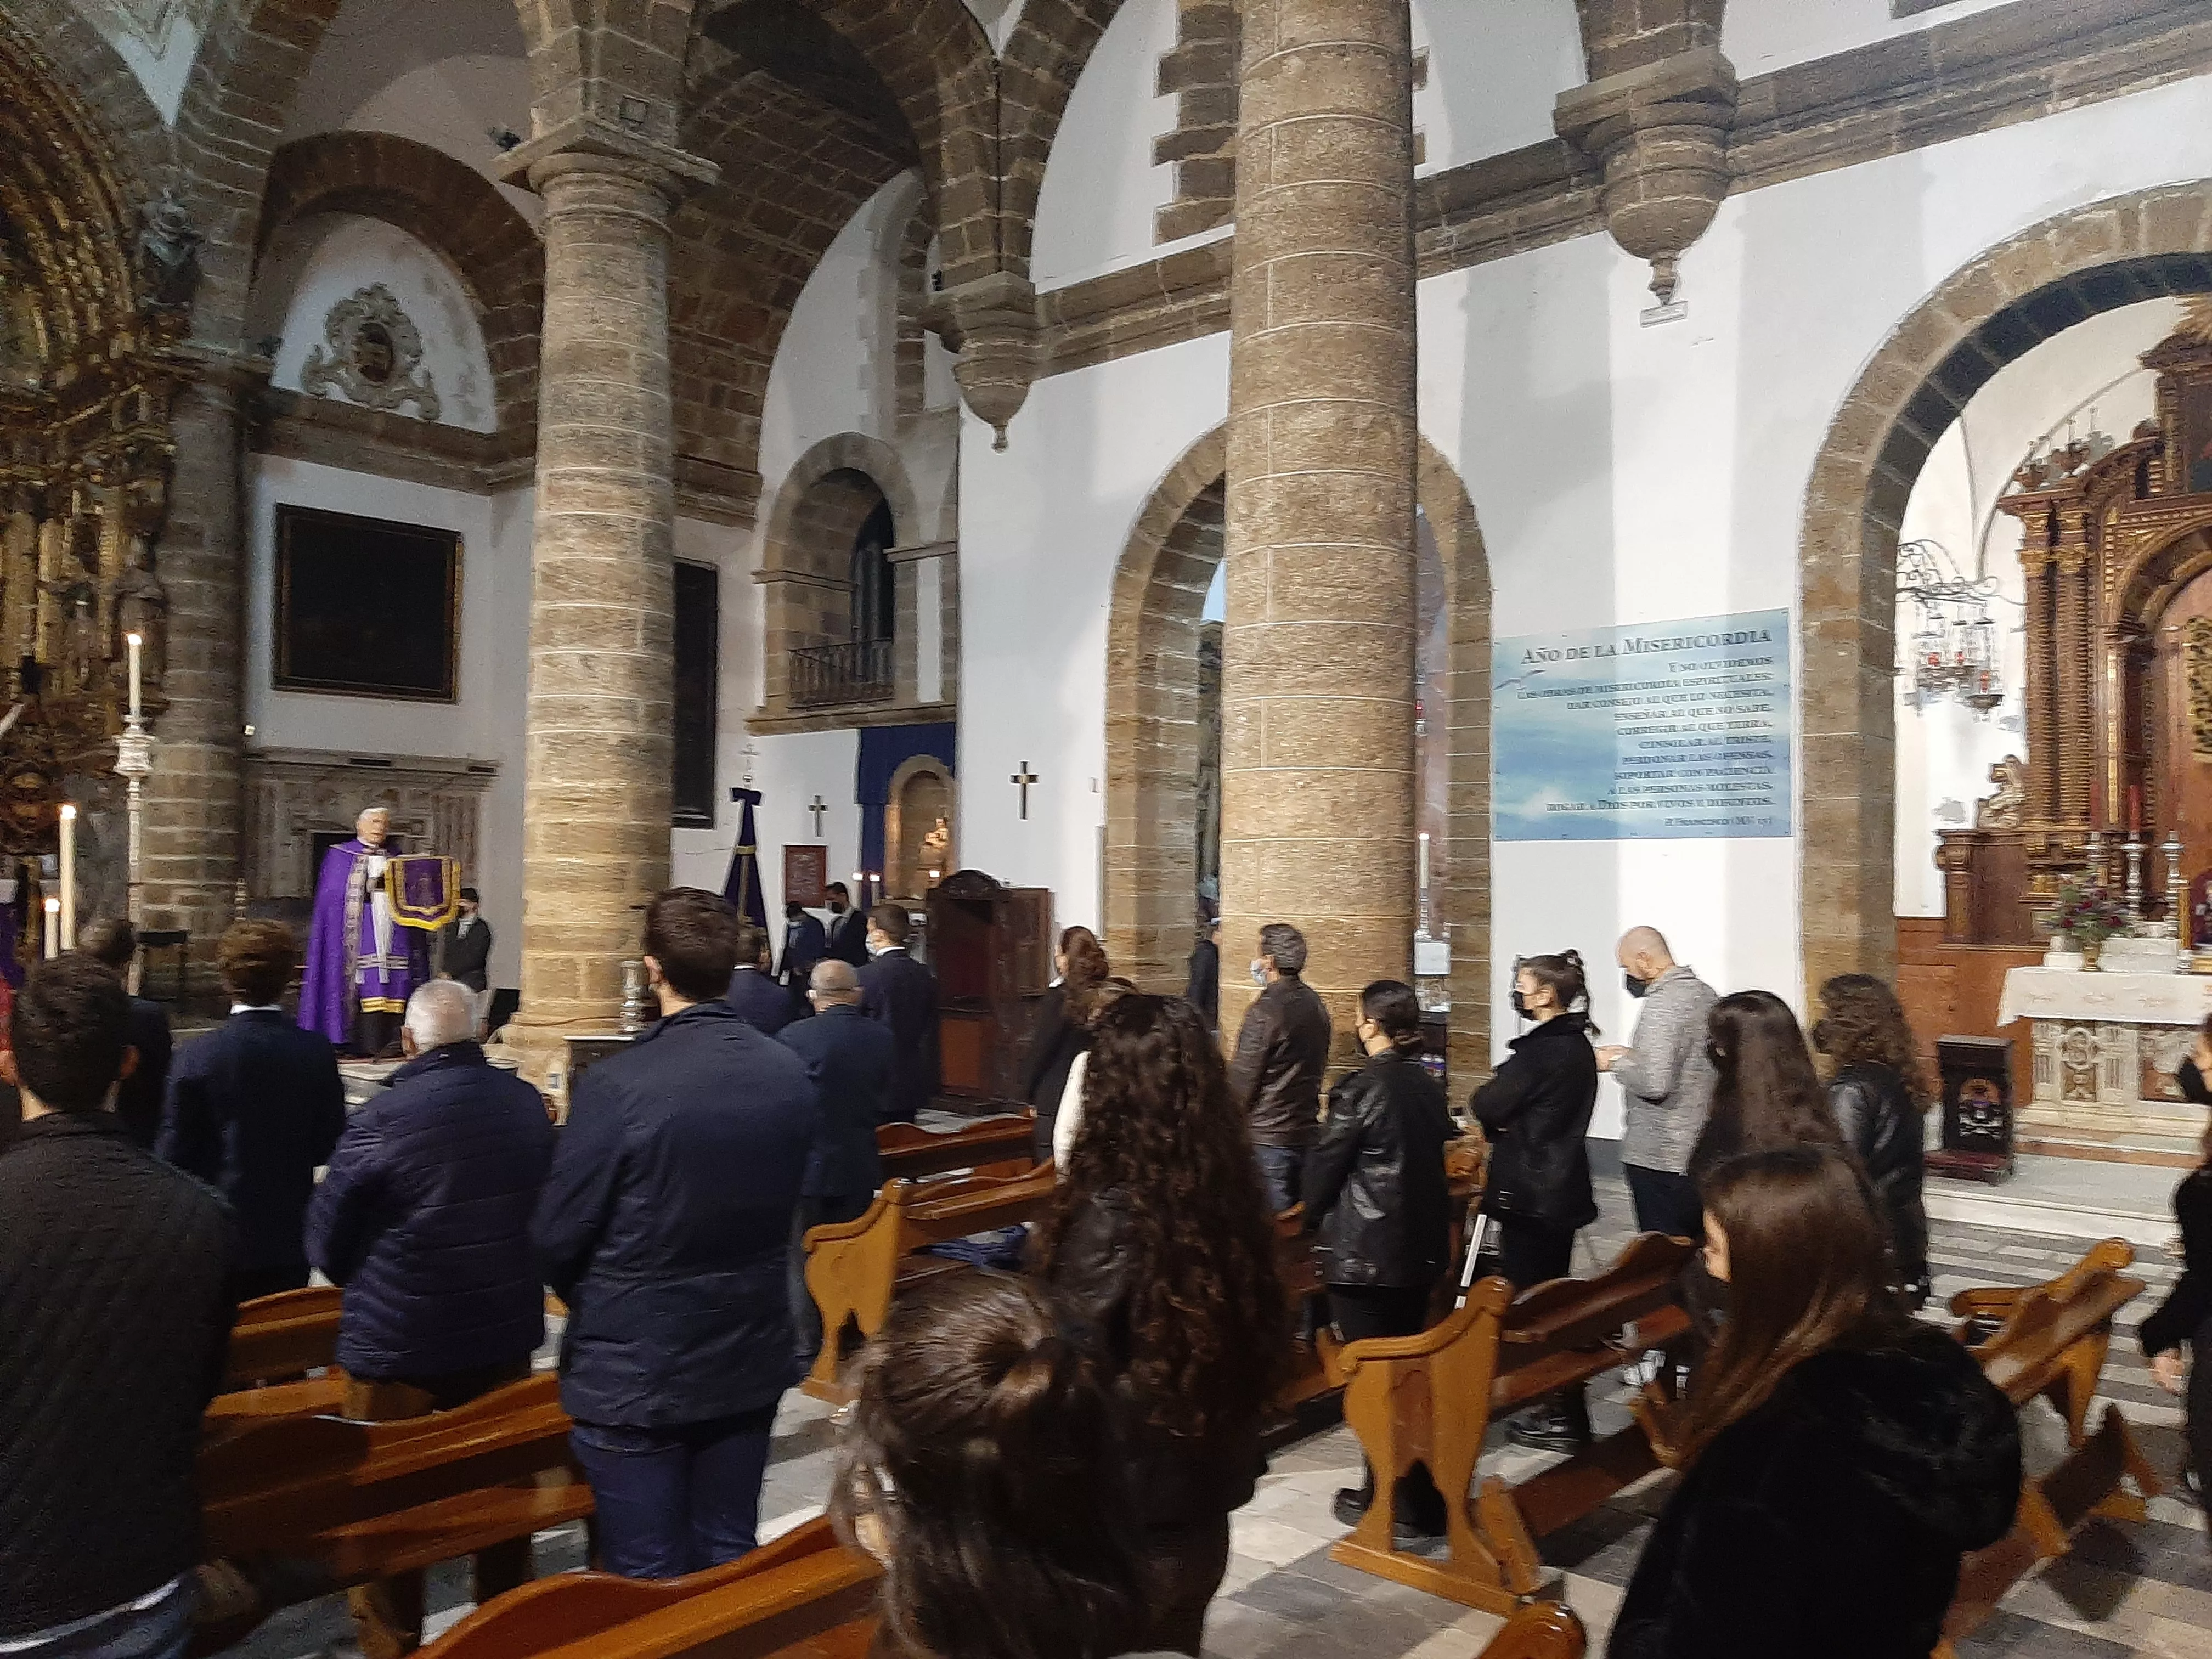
[1997,967,2212,1029]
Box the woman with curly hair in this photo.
[1813,973,1933,1307]
[1023,926,1110,1161]
[1032,992,1290,1656]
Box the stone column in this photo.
[500,127,715,1063]
[2018,521,2058,823]
[1217,0,1418,1054]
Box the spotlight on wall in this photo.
[488,126,524,152]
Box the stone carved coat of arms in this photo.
[301,283,442,421]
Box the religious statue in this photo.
[919,814,952,878]
[134,190,201,313]
[1973,754,2028,830]
[300,805,456,1058]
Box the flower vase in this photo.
[2080,936,2103,972]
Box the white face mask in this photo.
[1249,958,1268,988]
[867,939,887,957]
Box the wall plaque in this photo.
[1492,608,1792,842]
[784,844,828,909]
[274,505,460,702]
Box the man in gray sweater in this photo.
[1594,926,1717,1243]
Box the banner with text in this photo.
[1493,608,1793,842]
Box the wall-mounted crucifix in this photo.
[1011,761,1039,820]
[807,794,828,837]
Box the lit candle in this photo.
[42,896,57,960]
[1418,831,1430,893]
[125,631,142,719]
[58,802,75,950]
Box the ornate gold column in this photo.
[1217,0,1419,1049]
[2054,510,2096,825]
[2018,515,2059,824]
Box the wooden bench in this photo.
[1479,1601,1585,1659]
[224,1286,343,1389]
[803,1163,1059,1400]
[1937,1240,2161,1654]
[1330,1234,1696,1613]
[198,1373,589,1638]
[876,1110,1035,1182]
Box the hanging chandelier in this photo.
[1898,539,2004,716]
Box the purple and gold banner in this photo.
[387,854,460,931]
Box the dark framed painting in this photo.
[784,845,827,908]
[274,505,460,701]
[2183,375,2212,498]
[673,560,720,827]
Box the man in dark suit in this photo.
[1184,915,1222,1035]
[776,901,827,1014]
[724,922,793,1036]
[437,887,493,994]
[157,920,347,1302]
[533,888,817,1578]
[77,918,172,1149]
[776,958,891,1368]
[858,905,938,1125]
[822,882,870,968]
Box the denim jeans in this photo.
[569,1404,780,1579]
[1254,1145,1306,1216]
[0,1576,193,1659]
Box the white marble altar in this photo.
[1997,966,2210,1136]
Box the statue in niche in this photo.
[1973,754,2028,830]
[134,190,201,313]
[919,815,952,879]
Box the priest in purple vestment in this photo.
[301,806,428,1057]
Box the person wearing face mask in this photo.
[1305,980,1458,1540]
[1226,922,1331,1212]
[822,882,870,968]
[1594,926,1718,1246]
[1812,974,1933,1309]
[1468,952,1601,1451]
[859,904,940,1124]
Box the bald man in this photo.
[1594,927,1717,1244]
[777,960,895,1367]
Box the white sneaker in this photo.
[1621,1350,1666,1389]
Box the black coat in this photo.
[305,1042,555,1383]
[1021,984,1087,1159]
[1185,939,1219,1029]
[114,993,174,1149]
[1469,1012,1599,1229]
[860,948,939,1123]
[825,907,870,967]
[438,916,494,993]
[725,966,795,1036]
[1305,1049,1459,1287]
[1041,1187,1265,1533]
[1829,1062,1931,1279]
[1609,1326,2021,1659]
[1228,974,1331,1149]
[156,1009,347,1277]
[533,1000,817,1427]
[779,1005,893,1197]
[778,913,828,992]
[0,1114,235,1638]
[2143,1165,2212,1358]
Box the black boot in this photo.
[1506,1388,1592,1453]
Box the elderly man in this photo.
[1594,926,1718,1243]
[302,805,424,1057]
[306,979,555,1654]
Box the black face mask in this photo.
[1809,1019,1831,1054]
[1510,990,1528,1018]
[1623,971,1650,1000]
[828,900,847,914]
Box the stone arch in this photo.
[1799,183,2212,997]
[0,1,171,204]
[884,749,955,895]
[1103,426,1495,1077]
[757,432,921,711]
[517,0,697,141]
[256,132,545,439]
[995,0,1124,275]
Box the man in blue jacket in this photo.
[723,922,793,1036]
[858,905,939,1124]
[777,958,891,1369]
[534,888,819,1578]
[306,978,555,1653]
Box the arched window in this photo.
[849,497,895,644]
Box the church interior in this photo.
[5,0,2212,1655]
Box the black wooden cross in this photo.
[1011,761,1039,820]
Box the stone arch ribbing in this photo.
[1104,425,1494,1076]
[1799,183,2212,998]
[996,0,1124,275]
[0,1,171,206]
[256,132,545,440]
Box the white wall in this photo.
[1891,298,2181,915]
[244,458,532,989]
[252,215,499,433]
[1413,0,1584,174]
[1724,0,2029,78]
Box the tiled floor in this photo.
[234,1167,2210,1659]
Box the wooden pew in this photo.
[803,1164,1059,1401]
[1329,1234,1695,1613]
[224,1285,343,1389]
[1479,1601,1585,1659]
[874,1110,1035,1181]
[1936,1242,2161,1653]
[197,1373,589,1636]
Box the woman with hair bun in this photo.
[1023,926,1110,1162]
[833,1272,1179,1659]
[1469,952,1601,1451]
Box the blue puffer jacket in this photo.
[306,1041,555,1382]
[533,1000,819,1428]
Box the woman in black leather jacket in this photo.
[2144,1022,2212,1517]
[1305,979,1458,1538]
[1813,974,1932,1308]
[1470,951,1600,1449]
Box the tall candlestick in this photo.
[125,630,142,719]
[58,802,75,950]
[2128,784,2142,836]
[42,896,57,959]
[1418,831,1430,894]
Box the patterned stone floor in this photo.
[234,1163,2209,1659]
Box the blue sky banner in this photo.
[1493,609,1793,842]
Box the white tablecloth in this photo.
[1996,967,2212,1029]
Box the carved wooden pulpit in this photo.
[926,870,1052,1107]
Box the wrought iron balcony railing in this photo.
[789,638,895,709]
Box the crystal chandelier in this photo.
[1898,539,2004,716]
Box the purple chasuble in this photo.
[300,839,422,1043]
